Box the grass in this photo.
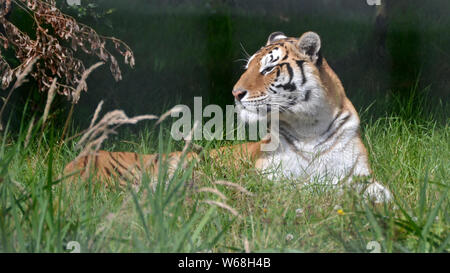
[1,0,448,253]
[0,89,448,253]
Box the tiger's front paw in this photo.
[364,181,392,203]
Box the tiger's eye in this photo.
[262,66,275,75]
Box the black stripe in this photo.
[135,162,142,171]
[279,62,296,91]
[279,126,308,160]
[322,111,342,136]
[109,152,129,173]
[296,60,307,85]
[303,90,311,102]
[279,128,296,147]
[286,83,296,91]
[94,155,98,169]
[318,114,351,146]
[108,159,126,178]
[285,62,293,83]
[133,153,142,170]
[80,156,88,176]
[104,166,112,176]
[316,51,323,67]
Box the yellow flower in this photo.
[337,209,345,216]
[263,208,268,213]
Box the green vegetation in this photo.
[0,91,448,253]
[7,0,448,130]
[0,0,448,253]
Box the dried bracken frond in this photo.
[203,200,240,218]
[244,238,250,253]
[214,180,254,196]
[196,187,228,201]
[89,99,104,129]
[23,115,34,147]
[155,105,185,125]
[0,0,135,102]
[181,120,199,155]
[71,61,103,103]
[0,56,37,130]
[42,76,57,125]
[75,100,158,160]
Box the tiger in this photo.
[64,31,392,203]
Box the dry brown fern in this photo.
[0,0,134,102]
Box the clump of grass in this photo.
[0,101,241,252]
[0,88,448,252]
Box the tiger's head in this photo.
[234,31,347,130]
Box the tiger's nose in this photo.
[232,89,248,101]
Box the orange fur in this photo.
[64,32,369,188]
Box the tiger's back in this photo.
[64,151,158,186]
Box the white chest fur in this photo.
[261,112,371,185]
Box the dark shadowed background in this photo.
[6,0,450,131]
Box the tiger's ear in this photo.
[266,31,287,45]
[298,32,321,64]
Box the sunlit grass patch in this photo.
[0,100,448,252]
